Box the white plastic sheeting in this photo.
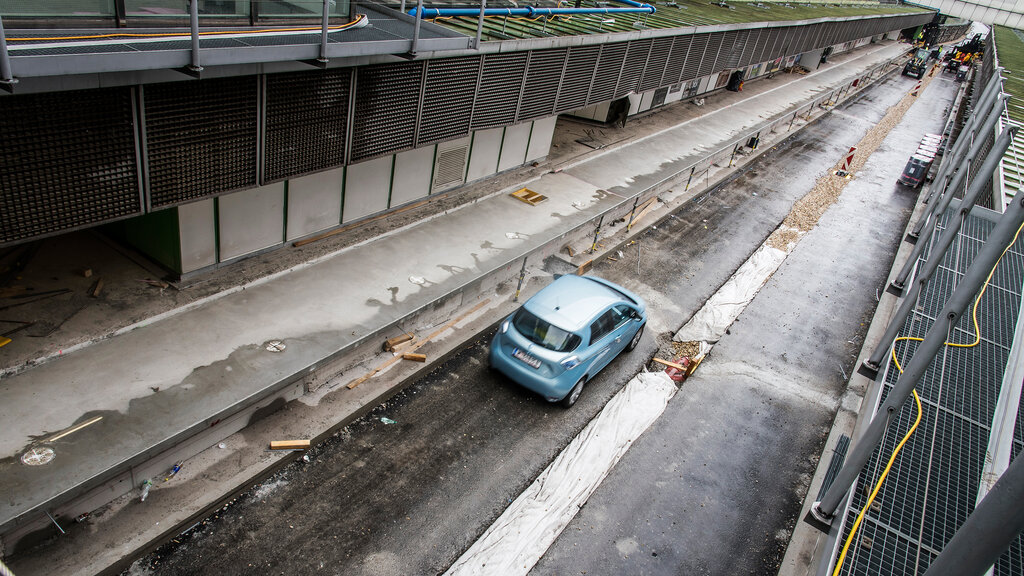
[674,243,787,343]
[444,371,677,576]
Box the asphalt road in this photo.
[126,72,957,576]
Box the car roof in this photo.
[523,275,626,332]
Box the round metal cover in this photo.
[265,340,286,353]
[22,446,55,466]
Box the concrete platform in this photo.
[0,40,912,571]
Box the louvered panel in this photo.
[351,62,423,163]
[697,32,724,78]
[740,29,761,66]
[812,22,828,50]
[795,26,812,53]
[765,27,783,60]
[617,39,651,95]
[472,52,527,130]
[753,27,770,63]
[776,26,795,58]
[1,86,140,243]
[557,45,600,113]
[519,48,566,122]
[825,22,840,46]
[716,30,743,70]
[589,42,628,104]
[146,77,257,208]
[264,68,350,183]
[419,56,480,145]
[639,36,673,92]
[432,143,469,192]
[663,35,690,86]
[683,33,709,80]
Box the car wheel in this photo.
[626,323,645,352]
[561,377,586,408]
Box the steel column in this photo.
[922,450,1024,576]
[411,0,423,55]
[475,0,486,50]
[861,126,1015,375]
[813,190,1024,526]
[188,0,203,73]
[0,14,16,90]
[894,101,1008,292]
[319,0,330,63]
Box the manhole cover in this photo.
[265,340,286,353]
[22,446,55,466]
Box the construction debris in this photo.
[269,440,310,450]
[402,353,427,362]
[89,278,104,298]
[510,188,548,206]
[383,333,414,352]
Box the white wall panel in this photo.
[526,116,558,163]
[391,146,435,207]
[498,122,532,173]
[178,199,216,274]
[466,127,503,183]
[286,167,344,241]
[218,183,285,261]
[343,156,393,223]
[638,91,654,113]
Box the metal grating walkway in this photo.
[834,204,1024,576]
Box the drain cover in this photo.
[265,340,286,353]
[22,446,55,466]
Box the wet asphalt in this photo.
[125,71,958,576]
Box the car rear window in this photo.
[513,309,581,352]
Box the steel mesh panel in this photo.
[683,34,708,81]
[1,86,140,243]
[351,62,423,162]
[767,27,785,60]
[557,45,600,113]
[145,77,257,207]
[697,32,724,78]
[638,36,673,92]
[663,35,690,86]
[472,52,527,130]
[995,533,1024,576]
[809,22,826,52]
[419,56,480,145]
[776,26,796,60]
[264,68,351,183]
[519,48,566,122]
[590,42,627,104]
[616,39,651,96]
[715,30,742,71]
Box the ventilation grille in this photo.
[472,52,527,130]
[264,68,350,183]
[519,49,567,122]
[663,36,690,87]
[432,144,469,192]
[775,27,794,60]
[740,29,760,67]
[145,77,257,208]
[1,87,140,244]
[753,27,771,63]
[683,34,708,81]
[420,56,480,145]
[618,39,651,95]
[590,42,628,103]
[716,31,743,71]
[639,36,673,92]
[557,45,600,113]
[351,62,423,163]
[698,32,724,78]
[765,28,783,61]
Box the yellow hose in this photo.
[833,220,1024,575]
[8,14,366,43]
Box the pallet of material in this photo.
[510,188,548,206]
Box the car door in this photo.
[586,305,632,375]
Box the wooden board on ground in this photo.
[510,188,548,206]
[402,353,426,362]
[270,440,310,450]
[384,333,414,351]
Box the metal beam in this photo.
[811,188,1024,527]
[860,125,1015,377]
[0,14,18,92]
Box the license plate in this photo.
[512,348,541,369]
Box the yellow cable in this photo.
[8,14,365,42]
[833,221,1023,575]
[831,389,923,576]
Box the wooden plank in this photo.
[510,188,548,206]
[383,332,414,352]
[652,357,688,371]
[577,259,593,275]
[89,278,104,298]
[402,353,427,362]
[269,440,310,450]
[347,299,490,389]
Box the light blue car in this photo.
[489,274,647,407]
